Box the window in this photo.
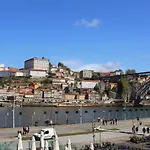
[44,130,49,134]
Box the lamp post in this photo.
[19,112,22,127]
[5,112,9,128]
[92,120,96,144]
[12,97,15,128]
[32,112,35,126]
[79,104,83,124]
[66,111,69,124]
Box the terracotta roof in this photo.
[100,71,114,74]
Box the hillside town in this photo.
[0,57,150,107]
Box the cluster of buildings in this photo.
[0,57,149,105]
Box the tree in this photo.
[2,77,12,85]
[125,69,136,74]
[121,78,132,102]
[41,78,52,85]
[92,72,100,78]
[94,81,105,100]
[58,62,64,68]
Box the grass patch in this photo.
[22,130,104,140]
[109,128,120,131]
[144,124,150,127]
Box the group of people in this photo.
[132,125,150,134]
[132,117,150,135]
[23,125,30,135]
[97,117,118,125]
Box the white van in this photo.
[33,128,56,140]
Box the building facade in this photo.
[24,69,47,78]
[80,70,93,79]
[77,80,99,89]
[24,57,50,71]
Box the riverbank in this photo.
[1,118,150,149]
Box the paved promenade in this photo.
[0,118,150,147]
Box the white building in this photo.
[0,70,11,77]
[80,70,93,79]
[0,68,24,77]
[0,64,5,71]
[24,57,50,71]
[51,66,58,73]
[24,69,47,78]
[77,80,99,89]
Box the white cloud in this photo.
[61,59,82,67]
[61,59,120,72]
[76,62,120,72]
[75,18,100,28]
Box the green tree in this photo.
[58,62,64,68]
[121,78,131,101]
[41,78,52,85]
[2,77,12,85]
[125,69,136,74]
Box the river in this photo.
[0,106,149,128]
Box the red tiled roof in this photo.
[100,71,114,74]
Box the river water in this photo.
[0,106,149,128]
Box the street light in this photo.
[79,104,83,124]
[19,112,22,127]
[5,112,9,128]
[12,97,16,128]
[32,112,35,126]
[92,120,96,144]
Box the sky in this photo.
[0,0,150,72]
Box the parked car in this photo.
[33,128,56,141]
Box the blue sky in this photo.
[0,0,150,72]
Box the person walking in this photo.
[147,127,149,134]
[143,127,146,134]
